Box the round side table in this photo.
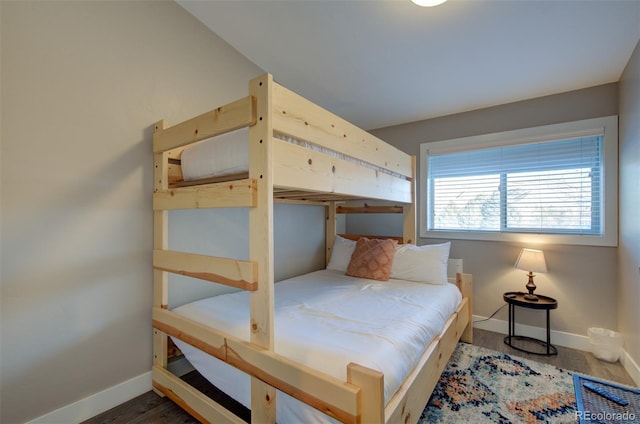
[503,291,558,356]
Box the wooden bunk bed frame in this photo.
[152,73,473,424]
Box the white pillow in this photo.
[326,235,356,272]
[390,242,451,284]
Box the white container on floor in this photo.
[588,327,623,362]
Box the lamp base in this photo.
[524,271,538,301]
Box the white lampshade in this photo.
[411,0,447,7]
[514,248,548,273]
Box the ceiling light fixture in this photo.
[411,0,447,7]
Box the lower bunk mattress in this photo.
[171,269,462,423]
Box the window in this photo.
[420,116,618,246]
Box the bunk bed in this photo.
[152,73,473,424]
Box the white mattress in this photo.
[180,128,249,181]
[180,128,396,182]
[171,269,462,423]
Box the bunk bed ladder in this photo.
[151,74,280,424]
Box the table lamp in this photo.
[514,248,547,301]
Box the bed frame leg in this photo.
[153,120,170,397]
[457,273,473,344]
[347,363,384,424]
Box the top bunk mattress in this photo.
[171,269,462,423]
[180,128,250,181]
[179,128,407,183]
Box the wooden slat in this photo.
[272,81,412,178]
[153,179,257,210]
[153,250,257,291]
[272,138,412,203]
[336,204,404,214]
[153,308,227,360]
[275,191,338,200]
[403,156,417,244]
[326,202,337,268]
[170,172,249,188]
[273,190,364,202]
[152,308,361,424]
[338,233,404,243]
[152,366,245,424]
[273,197,330,206]
[153,96,255,153]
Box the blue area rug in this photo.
[421,342,577,423]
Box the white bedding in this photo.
[171,269,462,423]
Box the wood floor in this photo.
[82,329,635,424]
[473,328,635,386]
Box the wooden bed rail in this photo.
[153,179,257,210]
[271,137,412,203]
[153,307,366,424]
[271,81,412,179]
[152,249,258,291]
[153,96,256,154]
[336,204,404,214]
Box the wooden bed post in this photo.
[326,201,337,267]
[457,273,474,344]
[403,156,417,244]
[248,73,277,423]
[152,120,169,395]
[347,363,384,424]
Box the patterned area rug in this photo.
[421,342,577,423]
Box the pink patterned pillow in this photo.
[346,238,398,281]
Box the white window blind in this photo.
[427,136,603,235]
[420,116,618,246]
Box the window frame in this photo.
[419,116,618,247]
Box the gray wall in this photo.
[365,84,620,337]
[618,39,640,371]
[0,2,324,422]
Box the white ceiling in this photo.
[178,0,640,130]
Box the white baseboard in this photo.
[26,372,152,424]
[472,314,591,351]
[620,349,640,386]
[473,315,640,386]
[25,358,194,424]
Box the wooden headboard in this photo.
[337,233,403,242]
